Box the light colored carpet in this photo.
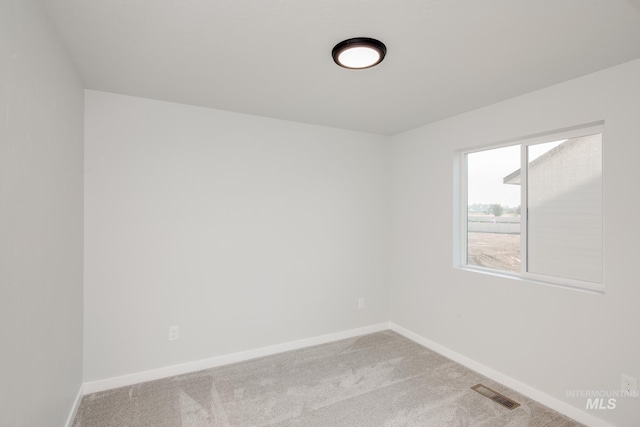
[72,330,583,427]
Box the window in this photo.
[457,124,603,292]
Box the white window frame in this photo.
[455,123,604,294]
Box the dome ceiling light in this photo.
[332,37,387,70]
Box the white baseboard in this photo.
[81,322,614,426]
[83,323,390,395]
[65,384,84,427]
[388,322,615,427]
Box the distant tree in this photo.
[491,203,504,217]
[515,205,521,215]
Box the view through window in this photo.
[466,145,521,272]
[463,127,603,288]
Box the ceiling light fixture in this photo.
[332,37,386,69]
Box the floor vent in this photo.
[471,384,520,410]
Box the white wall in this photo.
[0,0,84,426]
[389,59,640,426]
[84,91,390,382]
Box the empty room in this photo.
[2,0,640,426]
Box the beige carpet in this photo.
[72,331,583,426]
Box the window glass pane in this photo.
[526,134,602,283]
[467,145,521,272]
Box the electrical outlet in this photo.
[169,326,179,341]
[621,374,638,397]
[358,297,365,309]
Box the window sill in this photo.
[455,265,605,295]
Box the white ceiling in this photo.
[43,0,640,135]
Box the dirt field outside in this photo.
[467,232,521,272]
